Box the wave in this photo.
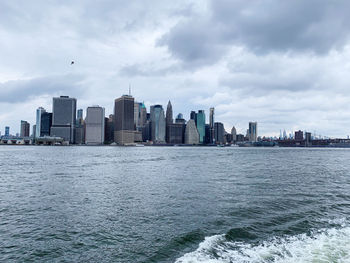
[175,226,350,262]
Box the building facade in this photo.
[50,96,77,143]
[150,105,166,143]
[196,110,205,144]
[214,122,225,144]
[248,122,258,142]
[165,101,173,143]
[85,106,105,145]
[114,95,135,145]
[20,121,30,137]
[185,119,199,145]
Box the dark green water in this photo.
[1,146,350,262]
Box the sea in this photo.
[1,146,350,262]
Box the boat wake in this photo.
[175,225,350,262]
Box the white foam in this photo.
[175,227,350,263]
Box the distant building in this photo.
[20,121,30,137]
[190,111,197,123]
[150,105,166,143]
[168,123,184,144]
[248,122,258,142]
[209,107,215,143]
[205,124,211,144]
[104,114,114,143]
[165,101,173,143]
[5,126,9,137]
[50,96,77,143]
[305,132,312,146]
[231,126,237,142]
[196,110,205,144]
[236,134,244,142]
[40,112,52,137]
[175,114,186,124]
[114,95,135,145]
[142,120,152,142]
[185,119,199,145]
[32,125,36,138]
[77,109,83,126]
[295,130,303,141]
[214,122,224,144]
[85,106,105,145]
[35,107,46,138]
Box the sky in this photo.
[1,0,350,137]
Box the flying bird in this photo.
[71,61,75,65]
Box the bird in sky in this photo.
[71,61,75,65]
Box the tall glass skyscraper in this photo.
[150,105,166,143]
[50,96,77,143]
[196,110,205,144]
[85,106,105,145]
[35,107,46,138]
[248,122,257,142]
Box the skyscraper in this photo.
[214,122,224,144]
[50,96,77,143]
[185,119,199,145]
[248,122,258,142]
[114,95,135,145]
[85,106,105,145]
[150,105,166,143]
[40,112,52,137]
[77,109,83,125]
[35,107,46,138]
[20,121,30,137]
[209,107,215,143]
[5,126,10,137]
[190,111,197,123]
[196,110,205,144]
[231,126,237,142]
[165,101,173,143]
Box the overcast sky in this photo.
[1,0,350,137]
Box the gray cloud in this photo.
[160,0,350,67]
[0,74,85,103]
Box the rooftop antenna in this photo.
[129,84,131,96]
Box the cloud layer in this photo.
[1,0,350,137]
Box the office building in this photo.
[20,121,30,137]
[114,95,134,145]
[231,126,237,142]
[214,122,225,144]
[77,109,83,126]
[196,110,205,144]
[305,132,312,146]
[85,106,105,145]
[50,96,77,143]
[40,112,52,137]
[295,130,303,141]
[168,123,185,144]
[209,107,215,143]
[5,126,10,137]
[190,111,197,123]
[150,105,166,143]
[35,107,46,138]
[140,103,147,128]
[185,119,199,145]
[104,114,114,143]
[166,101,173,143]
[248,122,258,142]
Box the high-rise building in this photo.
[209,107,215,143]
[248,122,257,142]
[231,126,237,142]
[165,101,173,143]
[295,130,303,141]
[104,114,115,143]
[168,123,184,144]
[40,112,52,137]
[214,122,224,144]
[190,111,197,123]
[185,119,199,145]
[50,96,77,143]
[20,121,30,137]
[196,110,205,144]
[5,126,10,137]
[305,132,312,146]
[77,109,83,125]
[150,105,166,143]
[85,106,105,145]
[114,95,134,145]
[140,103,147,128]
[35,107,46,138]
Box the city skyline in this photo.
[2,1,350,137]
